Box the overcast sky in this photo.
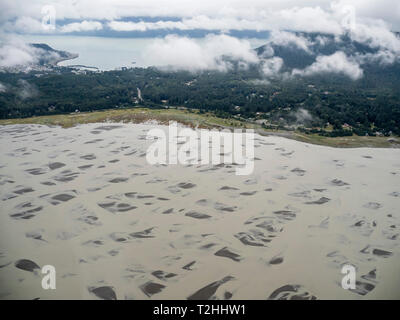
[0,0,400,35]
[1,1,399,78]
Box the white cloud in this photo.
[102,3,400,67]
[106,8,344,35]
[356,50,398,66]
[293,108,314,124]
[108,21,154,32]
[17,79,38,99]
[1,0,400,33]
[0,40,38,68]
[142,34,260,72]
[108,14,329,33]
[248,78,271,86]
[261,57,284,77]
[0,82,6,93]
[1,1,398,28]
[276,6,343,34]
[315,35,331,46]
[60,20,103,33]
[331,0,400,30]
[0,39,62,69]
[350,21,400,53]
[292,51,364,80]
[3,16,46,34]
[267,30,313,53]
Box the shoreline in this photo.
[54,53,79,67]
[0,107,399,149]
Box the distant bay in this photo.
[19,35,267,71]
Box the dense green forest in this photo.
[1,62,399,136]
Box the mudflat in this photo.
[0,123,399,300]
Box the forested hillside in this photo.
[0,33,399,136]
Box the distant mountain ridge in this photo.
[29,43,78,66]
[255,31,400,70]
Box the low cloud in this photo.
[267,30,313,53]
[248,79,272,86]
[142,34,259,72]
[108,19,188,32]
[261,57,284,78]
[0,39,62,70]
[0,40,38,68]
[356,49,398,66]
[142,34,368,80]
[292,51,364,80]
[293,108,314,125]
[17,79,38,99]
[60,20,103,33]
[108,15,324,33]
[0,82,6,93]
[3,16,45,34]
